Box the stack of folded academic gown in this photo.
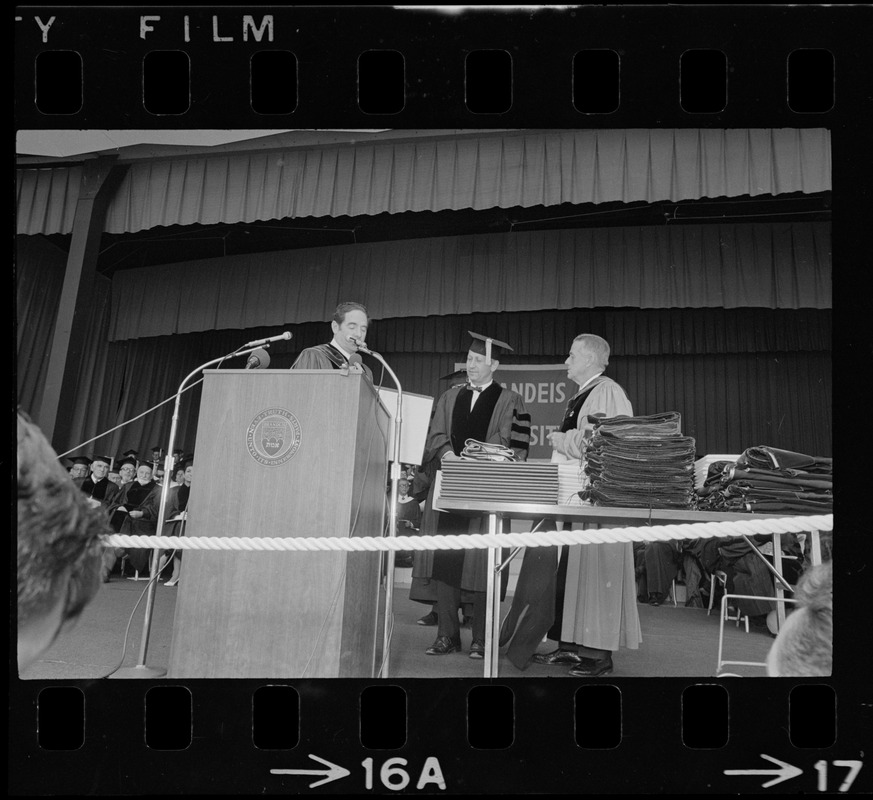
[696,446,833,514]
[694,454,741,491]
[459,439,516,462]
[581,411,697,509]
[439,439,559,504]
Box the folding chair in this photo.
[707,570,749,632]
[715,593,799,675]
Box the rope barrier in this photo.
[102,513,832,552]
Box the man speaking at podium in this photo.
[420,332,531,659]
[291,301,373,379]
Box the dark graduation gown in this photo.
[107,480,162,573]
[75,475,120,506]
[291,342,374,380]
[410,382,530,597]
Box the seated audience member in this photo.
[75,454,122,581]
[107,468,121,487]
[117,457,137,486]
[68,456,90,480]
[393,478,421,568]
[161,460,193,586]
[75,454,120,509]
[169,465,186,487]
[715,534,803,626]
[17,411,107,671]
[105,463,162,577]
[766,561,832,677]
[634,541,682,606]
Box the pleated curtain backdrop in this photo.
[17,129,831,237]
[16,235,115,453]
[16,234,832,460]
[107,222,832,341]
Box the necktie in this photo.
[468,384,484,393]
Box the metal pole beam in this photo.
[35,156,127,448]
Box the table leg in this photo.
[773,532,786,630]
[810,530,822,566]
[484,513,499,679]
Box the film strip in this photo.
[13,5,869,795]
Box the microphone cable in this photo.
[57,343,263,458]
[95,554,176,679]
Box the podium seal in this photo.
[246,408,303,466]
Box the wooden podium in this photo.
[167,369,389,678]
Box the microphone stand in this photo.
[110,344,267,679]
[360,345,403,678]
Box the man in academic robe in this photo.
[160,460,193,586]
[105,462,162,576]
[393,477,421,568]
[68,456,91,480]
[420,332,531,659]
[116,457,137,488]
[291,301,374,379]
[501,333,640,677]
[74,454,120,509]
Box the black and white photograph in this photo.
[16,125,834,683]
[13,5,867,796]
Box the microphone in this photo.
[244,331,292,348]
[349,336,373,354]
[347,352,364,374]
[245,347,271,370]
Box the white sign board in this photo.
[378,388,434,466]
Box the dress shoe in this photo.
[568,654,614,677]
[164,579,179,587]
[531,648,584,666]
[426,636,461,655]
[469,640,485,660]
[417,611,438,626]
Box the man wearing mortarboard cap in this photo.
[74,454,120,507]
[416,332,531,659]
[117,457,137,486]
[105,461,162,576]
[68,456,91,480]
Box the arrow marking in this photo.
[724,753,803,788]
[271,754,351,788]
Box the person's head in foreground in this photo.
[17,411,108,671]
[766,561,832,677]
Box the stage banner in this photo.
[455,363,570,461]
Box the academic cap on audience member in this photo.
[117,457,137,468]
[122,449,138,458]
[71,456,91,467]
[90,454,112,466]
[467,331,514,365]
